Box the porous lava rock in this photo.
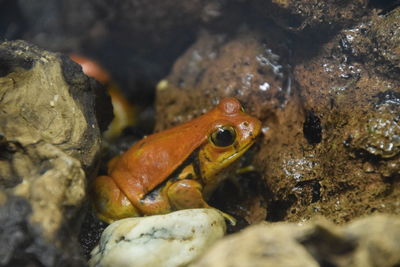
[285,9,400,223]
[155,7,400,225]
[251,0,370,33]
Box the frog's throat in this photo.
[200,139,256,196]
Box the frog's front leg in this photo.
[166,179,237,225]
[92,175,140,224]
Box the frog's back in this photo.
[109,119,210,201]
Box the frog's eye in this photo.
[211,126,236,147]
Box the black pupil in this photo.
[214,128,235,147]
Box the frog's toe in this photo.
[216,209,236,226]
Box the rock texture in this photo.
[281,8,400,223]
[0,40,106,266]
[89,209,226,267]
[251,0,371,32]
[192,214,400,267]
[155,6,400,224]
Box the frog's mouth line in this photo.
[201,139,257,196]
[221,139,256,163]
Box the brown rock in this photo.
[155,8,400,225]
[155,28,293,130]
[251,0,369,32]
[285,13,400,223]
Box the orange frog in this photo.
[92,98,261,225]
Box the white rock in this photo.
[89,208,226,267]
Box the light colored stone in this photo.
[191,222,319,267]
[0,40,100,239]
[344,214,400,267]
[0,40,103,266]
[89,208,226,267]
[192,214,400,267]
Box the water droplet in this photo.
[259,82,270,91]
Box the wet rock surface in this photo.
[251,0,371,33]
[155,5,400,225]
[155,28,292,131]
[0,40,106,266]
[286,9,400,223]
[89,209,226,267]
[192,214,400,267]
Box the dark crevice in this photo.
[375,90,400,107]
[353,149,383,162]
[78,212,107,259]
[266,194,297,222]
[369,0,400,14]
[311,182,321,203]
[300,225,357,267]
[294,179,322,203]
[0,49,34,77]
[303,110,322,145]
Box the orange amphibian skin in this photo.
[93,98,261,224]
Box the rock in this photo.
[344,214,400,267]
[0,40,107,266]
[251,0,370,33]
[2,0,398,112]
[192,222,319,267]
[0,191,87,266]
[283,12,400,223]
[155,29,291,131]
[89,209,226,267]
[155,7,400,225]
[192,214,400,267]
[369,8,400,77]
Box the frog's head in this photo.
[198,98,261,195]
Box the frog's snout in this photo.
[239,117,262,141]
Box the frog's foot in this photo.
[167,179,236,226]
[92,175,140,224]
[217,210,237,226]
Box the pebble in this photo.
[89,208,226,267]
